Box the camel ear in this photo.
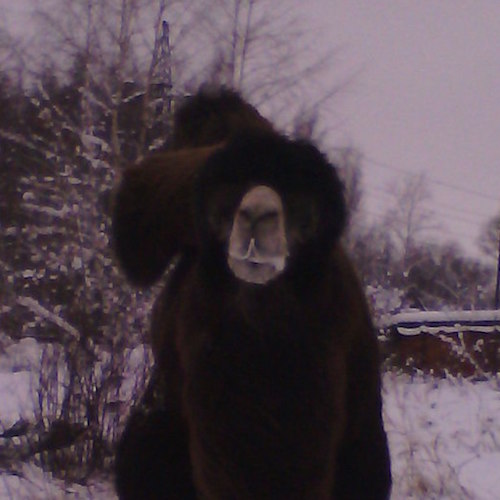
[112,145,221,287]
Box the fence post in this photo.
[495,228,500,309]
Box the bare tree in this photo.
[478,213,500,308]
[30,0,178,167]
[328,146,366,256]
[478,213,500,261]
[179,0,345,132]
[13,0,347,139]
[0,24,30,86]
[334,147,364,220]
[0,0,176,478]
[383,173,438,268]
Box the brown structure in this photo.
[384,310,500,378]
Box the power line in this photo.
[364,189,486,228]
[364,209,480,241]
[358,217,477,244]
[366,182,494,219]
[364,155,500,202]
[366,188,493,227]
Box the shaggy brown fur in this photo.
[113,88,391,499]
[112,145,219,286]
[171,87,274,149]
[113,88,274,287]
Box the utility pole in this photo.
[495,228,500,309]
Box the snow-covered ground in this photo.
[0,466,115,500]
[1,339,499,499]
[384,372,500,499]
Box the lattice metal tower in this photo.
[151,20,173,125]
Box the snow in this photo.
[460,453,500,500]
[0,371,34,429]
[388,309,500,326]
[23,202,72,218]
[0,465,115,500]
[383,372,500,499]
[0,340,121,499]
[16,297,80,340]
[386,310,500,336]
[1,339,500,499]
[0,338,41,374]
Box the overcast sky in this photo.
[298,1,500,259]
[2,0,499,259]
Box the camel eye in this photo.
[286,196,319,243]
[236,209,253,229]
[207,189,240,239]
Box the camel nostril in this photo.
[243,238,258,259]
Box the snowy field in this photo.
[1,339,500,499]
[384,372,500,499]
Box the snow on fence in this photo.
[382,310,500,377]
